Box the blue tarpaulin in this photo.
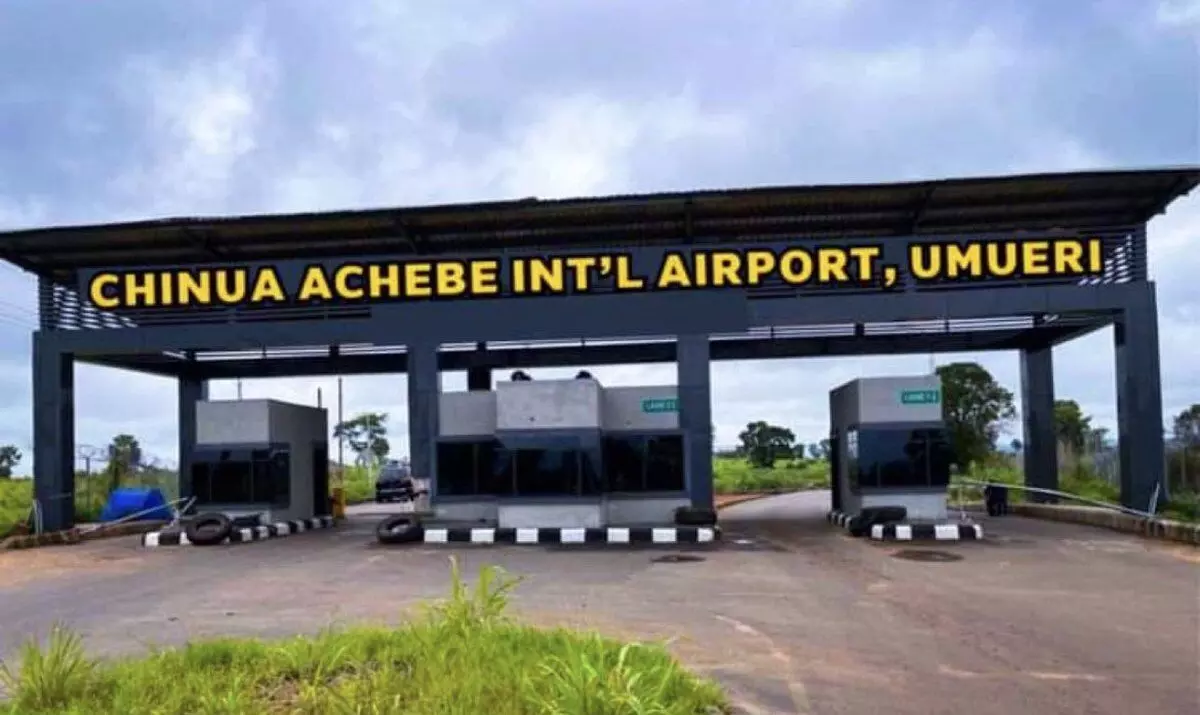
[99,487,173,522]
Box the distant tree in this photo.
[808,439,831,461]
[793,442,807,461]
[1172,404,1200,447]
[0,445,21,478]
[334,412,390,471]
[737,421,796,469]
[1009,438,1023,453]
[936,362,1016,468]
[105,434,142,491]
[1053,399,1092,454]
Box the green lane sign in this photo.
[641,397,678,413]
[899,389,940,406]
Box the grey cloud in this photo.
[0,0,1196,463]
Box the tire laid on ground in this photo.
[376,515,423,544]
[674,506,718,526]
[847,506,908,537]
[184,513,234,546]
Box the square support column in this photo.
[1019,345,1058,503]
[408,341,441,496]
[177,376,209,500]
[1114,284,1166,510]
[31,334,75,532]
[677,334,713,511]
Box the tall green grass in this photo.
[712,457,828,494]
[0,559,728,714]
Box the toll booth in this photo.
[184,399,331,524]
[434,374,690,528]
[829,376,954,522]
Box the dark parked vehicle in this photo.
[375,462,424,503]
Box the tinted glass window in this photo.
[850,428,951,490]
[436,442,477,496]
[514,448,580,496]
[209,460,252,502]
[645,436,685,491]
[477,441,513,496]
[603,436,646,492]
[190,450,290,506]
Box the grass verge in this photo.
[0,558,728,715]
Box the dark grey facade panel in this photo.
[41,283,1144,356]
[111,324,1091,381]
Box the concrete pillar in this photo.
[177,376,209,500]
[677,334,713,510]
[31,334,75,532]
[408,341,441,495]
[1020,344,1058,503]
[1114,284,1166,510]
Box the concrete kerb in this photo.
[1008,503,1200,546]
[869,523,982,541]
[142,516,336,547]
[827,509,983,541]
[420,525,719,546]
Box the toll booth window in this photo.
[514,448,582,496]
[852,428,949,490]
[190,449,290,506]
[602,435,686,492]
[435,440,516,496]
[924,429,954,487]
[437,441,478,495]
[478,441,514,496]
[603,436,647,492]
[644,436,685,491]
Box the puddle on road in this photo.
[890,549,963,563]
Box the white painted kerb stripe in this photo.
[934,524,959,540]
[651,528,677,543]
[607,527,630,543]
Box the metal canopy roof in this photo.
[1,166,1196,277]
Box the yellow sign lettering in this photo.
[297,266,333,301]
[80,238,1105,311]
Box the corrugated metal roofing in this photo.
[0,166,1196,276]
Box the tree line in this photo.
[724,361,1200,495]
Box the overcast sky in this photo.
[0,0,1197,468]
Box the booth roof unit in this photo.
[830,376,951,522]
[190,399,330,524]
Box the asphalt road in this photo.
[1,493,1197,715]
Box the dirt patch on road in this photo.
[0,539,148,588]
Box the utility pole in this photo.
[236,378,243,400]
[337,377,345,487]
